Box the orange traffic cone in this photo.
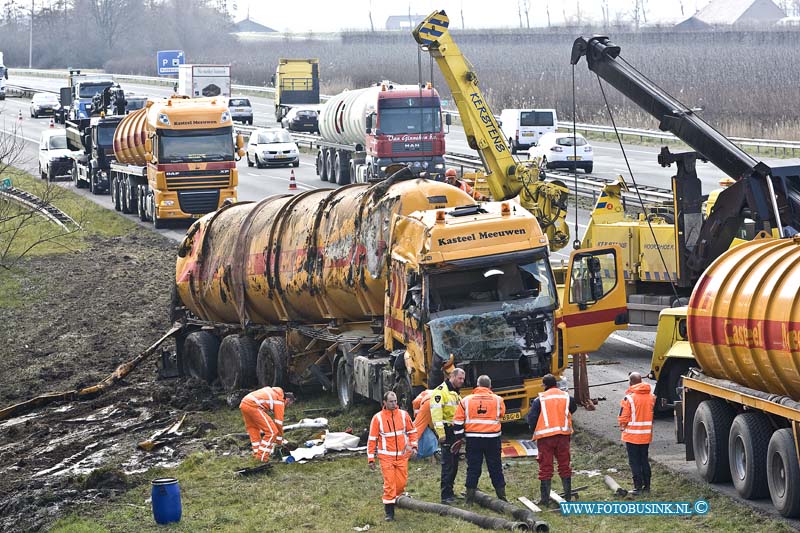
[49,117,55,128]
[288,169,298,190]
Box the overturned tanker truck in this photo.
[170,168,627,417]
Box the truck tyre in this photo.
[47,165,56,182]
[256,337,287,387]
[39,163,46,180]
[335,152,350,185]
[767,428,800,517]
[126,177,138,214]
[217,334,259,391]
[656,359,692,416]
[584,163,593,174]
[246,153,254,167]
[317,151,328,182]
[729,412,771,499]
[693,399,735,483]
[325,150,335,184]
[137,185,147,221]
[182,331,220,384]
[152,205,166,230]
[392,374,414,413]
[335,356,355,409]
[510,138,517,155]
[111,177,121,211]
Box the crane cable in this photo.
[571,63,580,248]
[593,74,681,302]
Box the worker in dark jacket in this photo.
[526,374,577,506]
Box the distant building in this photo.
[234,16,276,33]
[385,15,426,31]
[675,0,785,29]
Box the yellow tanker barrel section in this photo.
[688,235,800,400]
[114,107,149,166]
[175,179,475,325]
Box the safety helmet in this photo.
[445,168,457,178]
[719,177,735,188]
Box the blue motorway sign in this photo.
[157,50,185,76]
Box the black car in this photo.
[282,107,319,133]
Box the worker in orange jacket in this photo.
[527,373,577,506]
[368,391,418,522]
[239,386,295,462]
[412,389,432,434]
[618,372,656,495]
[444,168,488,201]
[453,375,507,503]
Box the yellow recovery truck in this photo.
[412,10,571,253]
[571,36,800,410]
[273,58,320,121]
[171,179,627,419]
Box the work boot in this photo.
[495,486,508,502]
[561,477,572,502]
[536,480,552,507]
[642,486,651,495]
[384,504,395,521]
[629,488,642,497]
[465,487,477,505]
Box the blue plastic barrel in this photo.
[151,478,182,524]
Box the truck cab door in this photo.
[557,245,628,354]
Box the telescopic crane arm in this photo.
[571,35,799,282]
[413,10,570,251]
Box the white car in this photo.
[246,128,300,168]
[30,92,61,118]
[38,129,74,181]
[530,132,593,174]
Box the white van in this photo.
[499,108,558,154]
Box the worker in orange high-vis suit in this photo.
[444,168,488,201]
[239,386,295,462]
[453,374,507,504]
[618,372,656,495]
[526,373,577,506]
[368,391,418,522]
[412,389,432,434]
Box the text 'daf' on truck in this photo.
[315,82,450,185]
[274,58,320,121]
[109,97,243,228]
[571,35,800,411]
[170,167,628,421]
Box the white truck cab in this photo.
[0,52,7,100]
[499,108,557,154]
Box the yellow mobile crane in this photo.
[413,10,570,252]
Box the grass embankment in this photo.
[0,170,135,308]
[51,394,792,533]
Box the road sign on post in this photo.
[1,178,12,189]
[157,50,185,76]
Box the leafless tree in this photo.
[517,0,523,28]
[0,120,83,270]
[368,0,374,32]
[601,0,610,28]
[521,0,530,29]
[546,1,551,27]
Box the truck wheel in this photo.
[767,428,800,517]
[256,337,287,387]
[335,356,355,409]
[317,151,328,182]
[137,185,147,221]
[656,359,692,416]
[126,178,138,214]
[73,165,85,188]
[510,138,518,155]
[693,399,735,483]
[246,153,254,167]
[217,334,259,391]
[729,412,771,499]
[112,178,122,211]
[392,375,414,413]
[47,165,56,182]
[325,150,335,184]
[182,331,220,384]
[584,163,593,174]
[335,152,350,185]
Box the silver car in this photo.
[229,97,253,125]
[30,93,61,118]
[246,128,299,168]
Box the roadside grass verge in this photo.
[50,394,793,532]
[0,169,135,309]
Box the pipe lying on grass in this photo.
[474,490,549,532]
[395,495,529,531]
[604,474,628,496]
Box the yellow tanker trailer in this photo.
[109,96,242,228]
[665,235,800,516]
[171,169,628,417]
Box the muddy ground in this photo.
[0,231,235,531]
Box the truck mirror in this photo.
[236,133,245,150]
[445,113,452,126]
[402,286,422,310]
[237,148,245,158]
[365,115,372,130]
[144,138,153,154]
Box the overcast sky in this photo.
[234,0,714,33]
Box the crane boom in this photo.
[413,10,570,251]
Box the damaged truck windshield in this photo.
[427,251,557,379]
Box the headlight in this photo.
[161,200,174,207]
[158,113,170,125]
[220,110,231,123]
[380,166,387,171]
[434,163,444,169]
[422,161,429,169]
